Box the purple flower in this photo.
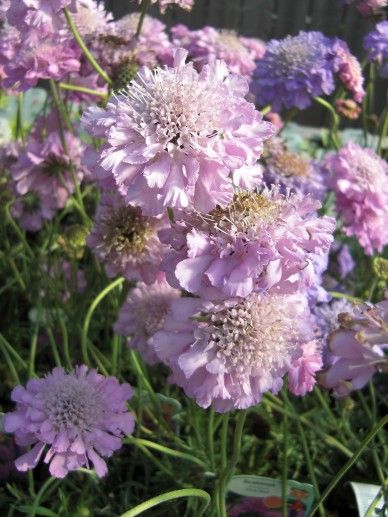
[87,190,167,283]
[10,190,57,232]
[10,119,86,210]
[313,298,354,340]
[153,292,319,411]
[171,24,265,80]
[3,366,135,478]
[82,49,274,216]
[332,39,365,102]
[357,0,387,18]
[262,137,327,201]
[324,142,388,255]
[0,22,20,92]
[288,341,323,396]
[114,279,180,365]
[252,31,337,111]
[319,299,388,396]
[159,189,335,299]
[364,21,388,78]
[337,244,355,278]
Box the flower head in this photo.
[319,299,388,396]
[171,24,265,80]
[10,190,57,232]
[288,341,323,396]
[324,142,388,255]
[262,138,326,200]
[82,49,274,215]
[160,189,335,299]
[313,298,354,340]
[147,0,194,13]
[332,39,365,102]
[114,279,180,364]
[87,190,166,282]
[153,292,319,411]
[252,31,337,110]
[335,99,362,119]
[3,366,135,478]
[364,21,388,78]
[357,0,387,18]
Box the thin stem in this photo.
[28,328,39,378]
[207,408,216,472]
[5,202,34,259]
[0,334,28,370]
[81,277,124,365]
[309,414,388,516]
[29,477,59,517]
[63,8,112,85]
[315,96,340,150]
[328,291,363,304]
[0,336,21,384]
[46,327,62,367]
[59,82,107,99]
[281,393,288,517]
[58,317,72,370]
[377,97,388,156]
[220,414,230,471]
[135,0,151,37]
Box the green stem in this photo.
[207,408,216,472]
[119,489,211,517]
[58,317,72,370]
[5,202,34,259]
[135,0,151,37]
[81,277,124,365]
[315,96,340,150]
[328,291,363,304]
[46,327,62,367]
[63,8,112,85]
[29,477,59,517]
[28,328,39,378]
[58,82,107,99]
[377,96,388,156]
[309,414,388,516]
[0,334,28,370]
[0,336,21,384]
[281,393,288,517]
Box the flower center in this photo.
[43,377,102,432]
[41,153,70,176]
[276,38,317,71]
[272,150,310,178]
[217,30,246,53]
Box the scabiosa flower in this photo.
[324,142,388,255]
[160,189,335,299]
[288,341,323,396]
[153,291,319,411]
[364,21,388,78]
[313,298,354,339]
[319,299,388,396]
[10,125,85,209]
[171,24,266,80]
[87,190,166,282]
[3,366,135,478]
[114,279,180,365]
[337,244,355,278]
[252,31,337,111]
[332,40,365,102]
[357,0,387,18]
[335,99,362,119]
[82,49,274,216]
[0,22,20,92]
[11,190,57,232]
[262,138,326,200]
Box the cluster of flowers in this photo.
[1,0,387,480]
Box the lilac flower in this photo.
[87,190,167,283]
[159,190,335,299]
[319,299,388,396]
[252,31,337,111]
[364,21,388,78]
[0,22,20,92]
[313,298,354,340]
[171,24,265,80]
[153,292,320,411]
[3,366,135,478]
[82,49,274,215]
[11,190,57,232]
[357,0,387,18]
[332,39,365,102]
[5,0,71,35]
[337,244,355,278]
[288,341,323,396]
[10,123,85,210]
[324,142,388,255]
[262,137,326,201]
[114,279,180,365]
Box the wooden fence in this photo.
[105,0,386,125]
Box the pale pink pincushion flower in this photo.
[82,49,274,216]
[288,341,323,396]
[153,291,319,411]
[87,190,167,283]
[3,366,134,478]
[159,190,335,299]
[11,128,85,210]
[171,24,265,80]
[357,0,387,17]
[114,279,180,365]
[319,299,388,396]
[325,142,388,255]
[333,40,365,102]
[147,0,194,13]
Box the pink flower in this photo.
[87,190,167,283]
[319,299,388,396]
[171,24,265,80]
[324,142,388,255]
[114,279,180,364]
[159,189,335,299]
[153,291,318,411]
[82,49,274,216]
[333,40,365,102]
[357,0,387,17]
[288,341,323,396]
[11,190,57,232]
[147,0,194,13]
[3,366,135,478]
[10,120,85,209]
